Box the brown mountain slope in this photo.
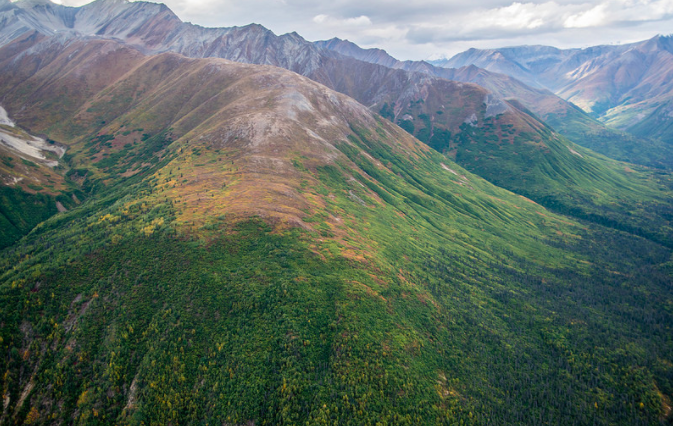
[0,34,471,232]
[3,33,673,252]
[0,32,672,426]
[4,0,657,168]
[317,37,673,168]
[0,0,325,74]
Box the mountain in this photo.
[315,37,589,124]
[0,114,78,249]
[0,0,324,74]
[318,37,673,169]
[316,37,401,69]
[2,0,673,251]
[308,40,673,247]
[4,0,668,170]
[315,37,442,75]
[0,31,672,425]
[440,36,673,144]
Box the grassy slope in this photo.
[391,97,673,248]
[1,119,672,425]
[543,104,673,170]
[426,64,673,169]
[0,37,670,425]
[628,104,673,145]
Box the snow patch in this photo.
[0,127,66,167]
[0,106,14,127]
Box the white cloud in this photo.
[312,14,372,26]
[313,14,328,24]
[472,2,557,30]
[403,0,673,51]
[565,4,607,28]
[564,0,673,28]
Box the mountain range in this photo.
[0,0,671,424]
[2,0,672,247]
[3,0,672,170]
[436,36,673,144]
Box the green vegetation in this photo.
[0,186,78,250]
[0,38,670,424]
[628,105,673,151]
[543,109,673,170]
[399,105,673,249]
[1,122,671,425]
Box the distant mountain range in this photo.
[435,36,673,143]
[2,0,671,169]
[315,36,673,168]
[4,0,673,249]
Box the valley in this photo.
[437,36,673,164]
[0,0,671,425]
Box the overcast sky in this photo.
[53,0,673,60]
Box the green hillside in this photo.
[543,106,673,170]
[0,36,671,426]
[2,118,672,425]
[393,99,673,248]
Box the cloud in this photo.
[406,2,566,43]
[564,4,607,28]
[312,14,372,26]
[403,0,673,45]
[563,0,673,28]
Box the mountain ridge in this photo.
[4,0,670,170]
[439,35,673,143]
[0,2,671,425]
[2,2,673,249]
[314,36,673,168]
[0,34,671,425]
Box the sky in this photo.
[51,0,673,60]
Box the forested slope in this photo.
[0,35,671,425]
